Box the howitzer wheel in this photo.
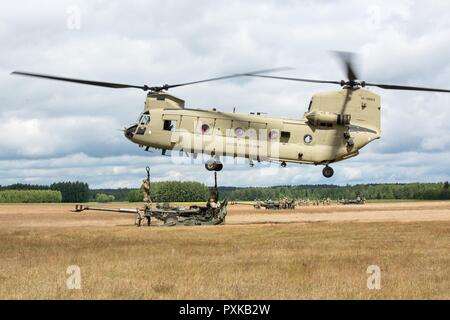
[164,214,178,226]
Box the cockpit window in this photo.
[139,114,150,125]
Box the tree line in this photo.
[0,190,62,203]
[0,181,89,203]
[220,182,450,201]
[1,181,449,203]
[0,181,209,203]
[127,181,210,202]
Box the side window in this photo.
[280,131,291,143]
[163,120,177,131]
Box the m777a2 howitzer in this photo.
[73,169,228,226]
[73,201,228,227]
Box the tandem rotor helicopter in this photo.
[11,53,450,178]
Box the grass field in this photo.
[0,202,448,299]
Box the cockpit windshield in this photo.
[138,113,151,125]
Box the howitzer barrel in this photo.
[73,204,139,214]
[231,201,255,205]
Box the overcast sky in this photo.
[1,0,449,188]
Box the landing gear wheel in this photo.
[205,159,223,171]
[215,162,223,171]
[281,161,287,168]
[205,159,216,171]
[322,166,334,178]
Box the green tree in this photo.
[0,190,62,203]
[51,181,90,202]
[95,193,115,203]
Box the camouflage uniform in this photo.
[207,188,218,209]
[136,179,151,226]
[282,198,288,209]
[207,197,218,209]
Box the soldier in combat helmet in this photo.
[136,167,152,226]
[207,188,218,209]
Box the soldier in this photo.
[207,189,218,209]
[135,209,145,227]
[142,179,151,206]
[207,196,218,209]
[280,198,286,209]
[136,178,152,226]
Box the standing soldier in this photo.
[136,167,152,226]
[142,178,151,208]
[280,198,286,209]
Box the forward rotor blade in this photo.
[244,74,341,85]
[365,82,450,93]
[12,67,293,92]
[11,71,149,90]
[165,67,293,90]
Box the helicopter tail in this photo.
[308,88,381,135]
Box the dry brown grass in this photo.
[0,202,448,299]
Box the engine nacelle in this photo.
[305,111,351,126]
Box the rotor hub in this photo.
[339,80,367,89]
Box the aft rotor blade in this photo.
[365,82,450,93]
[333,51,358,81]
[165,67,293,90]
[244,74,341,85]
[11,71,150,90]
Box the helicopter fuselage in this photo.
[125,88,381,166]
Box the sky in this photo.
[0,0,449,188]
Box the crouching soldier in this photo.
[135,209,145,227]
[207,189,219,209]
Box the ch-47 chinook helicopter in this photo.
[12,53,450,178]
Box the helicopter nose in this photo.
[124,124,138,140]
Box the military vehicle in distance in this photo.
[337,196,366,205]
[232,199,296,209]
[255,199,296,210]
